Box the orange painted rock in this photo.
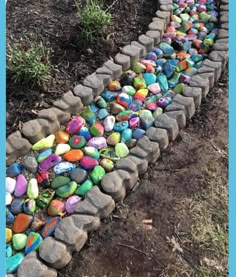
[63,149,84,162]
[55,130,70,144]
[12,213,33,233]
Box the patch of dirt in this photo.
[6,0,157,136]
[58,69,228,277]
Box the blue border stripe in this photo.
[0,0,6,276]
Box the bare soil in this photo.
[58,70,228,277]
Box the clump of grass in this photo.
[7,36,54,86]
[76,0,112,41]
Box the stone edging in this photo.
[6,0,229,276]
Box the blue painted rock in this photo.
[55,181,77,198]
[70,168,88,184]
[25,232,43,255]
[80,156,99,170]
[103,115,116,132]
[47,199,65,216]
[163,60,176,78]
[87,137,107,149]
[53,161,76,175]
[66,116,85,134]
[14,174,28,197]
[37,148,53,163]
[115,143,129,158]
[6,208,15,225]
[100,158,114,172]
[69,135,87,149]
[23,199,36,215]
[102,90,117,102]
[6,191,12,205]
[12,213,33,233]
[116,92,132,108]
[153,48,164,58]
[6,253,24,274]
[81,106,96,125]
[10,198,24,215]
[159,42,174,56]
[41,217,61,238]
[113,121,129,133]
[140,110,154,130]
[7,163,23,177]
[97,108,109,120]
[75,179,93,196]
[132,128,146,140]
[146,51,157,61]
[121,128,133,143]
[12,233,27,250]
[6,177,16,194]
[36,170,50,188]
[78,127,92,141]
[89,103,99,113]
[90,165,106,185]
[65,196,81,214]
[83,146,100,159]
[128,99,143,112]
[143,73,156,85]
[39,154,62,171]
[27,178,39,199]
[90,122,104,137]
[32,134,55,151]
[6,244,13,258]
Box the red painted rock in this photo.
[12,213,33,233]
[63,149,84,162]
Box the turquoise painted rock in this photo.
[157,74,169,93]
[7,163,23,177]
[70,168,88,184]
[113,121,129,133]
[75,179,93,196]
[140,110,154,130]
[115,143,129,158]
[32,134,55,151]
[143,73,156,85]
[98,108,109,120]
[23,199,36,215]
[90,165,106,185]
[41,216,62,238]
[6,253,24,274]
[27,178,39,199]
[12,233,27,251]
[25,232,43,255]
[121,128,133,143]
[159,42,174,56]
[53,161,76,175]
[100,158,114,172]
[83,146,100,159]
[51,176,71,189]
[102,90,117,102]
[69,135,87,149]
[37,149,53,163]
[55,181,77,198]
[6,244,13,258]
[80,156,99,170]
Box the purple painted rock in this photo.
[6,177,16,194]
[41,217,61,238]
[39,154,62,171]
[66,116,85,134]
[80,156,99,170]
[87,137,107,149]
[129,117,140,129]
[65,195,81,214]
[14,174,28,197]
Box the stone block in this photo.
[221,23,229,30]
[155,10,171,24]
[201,59,222,82]
[213,42,228,51]
[50,107,71,125]
[83,74,104,97]
[73,84,93,106]
[173,94,195,120]
[146,30,161,46]
[71,214,100,232]
[115,157,137,173]
[189,75,210,97]
[38,108,60,134]
[95,73,112,87]
[114,53,131,71]
[131,41,147,58]
[218,29,228,39]
[183,86,202,109]
[145,127,169,151]
[220,12,228,23]
[103,60,122,80]
[160,4,173,15]
[138,35,155,53]
[159,0,172,4]
[208,51,228,69]
[197,72,215,89]
[121,45,141,63]
[128,155,149,175]
[165,111,186,129]
[154,113,179,141]
[148,20,165,36]
[22,119,47,144]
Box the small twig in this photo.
[116,243,148,256]
[105,0,119,11]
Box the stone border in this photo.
[6,0,229,276]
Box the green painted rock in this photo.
[32,134,55,151]
[173,83,185,94]
[153,107,163,119]
[115,143,129,158]
[55,181,77,198]
[27,178,39,199]
[6,253,24,274]
[83,146,100,159]
[100,158,114,172]
[90,165,106,185]
[132,62,146,73]
[75,180,93,196]
[12,233,27,251]
[51,176,71,189]
[90,122,104,137]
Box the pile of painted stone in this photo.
[6,0,219,274]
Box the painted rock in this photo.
[55,130,70,144]
[37,148,53,163]
[65,196,81,214]
[10,198,24,215]
[7,163,23,177]
[103,115,116,132]
[23,199,36,215]
[89,103,99,113]
[39,154,62,171]
[12,213,33,233]
[100,148,120,162]
[53,161,76,175]
[6,177,16,194]
[145,63,155,73]
[133,76,147,90]
[78,127,92,141]
[81,106,96,125]
[134,89,148,102]
[117,92,132,108]
[97,108,109,120]
[132,62,146,74]
[69,135,87,149]
[159,42,175,56]
[141,59,156,67]
[116,110,134,122]
[27,178,39,199]
[94,96,108,108]
[148,83,161,94]
[66,116,85,134]
[36,170,50,188]
[113,121,129,133]
[75,179,93,196]
[153,47,164,58]
[143,73,156,86]
[110,102,125,115]
[90,165,106,185]
[90,122,104,137]
[6,191,13,205]
[63,149,84,162]
[129,117,140,129]
[102,90,117,102]
[6,253,24,274]
[25,232,43,255]
[70,168,88,184]
[128,99,143,112]
[107,132,121,146]
[36,189,55,208]
[6,228,12,243]
[41,217,61,238]
[157,74,169,93]
[145,102,158,111]
[48,199,65,216]
[173,83,185,94]
[87,137,107,149]
[12,233,27,251]
[126,139,137,149]
[132,128,146,140]
[100,158,114,172]
[157,97,172,108]
[80,156,99,170]
[108,80,121,91]
[56,181,77,198]
[14,174,28,197]
[122,85,136,96]
[31,216,46,231]
[153,107,163,119]
[140,110,154,130]
[121,128,133,143]
[163,60,176,78]
[32,134,55,151]
[6,208,15,225]
[23,156,38,173]
[115,143,129,158]
[83,147,100,160]
[6,244,13,258]
[146,51,157,61]
[55,144,71,156]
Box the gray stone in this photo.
[117,169,139,190]
[74,199,98,216]
[201,59,222,82]
[148,21,165,36]
[146,30,161,46]
[145,127,169,151]
[208,51,228,70]
[165,111,186,129]
[183,86,202,109]
[23,156,38,173]
[103,60,122,80]
[121,45,141,63]
[160,4,173,15]
[38,108,60,134]
[50,107,71,125]
[197,72,215,89]
[152,17,166,29]
[159,0,172,4]
[218,29,228,39]
[221,23,229,30]
[221,4,228,10]
[220,13,228,24]
[155,10,171,24]
[138,35,155,53]
[95,73,112,87]
[221,0,228,4]
[114,53,131,71]
[54,217,88,252]
[154,114,179,141]
[213,42,228,51]
[115,157,137,173]
[128,155,149,175]
[83,74,104,97]
[22,119,46,144]
[165,102,185,114]
[173,94,195,120]
[131,41,146,58]
[189,75,210,98]
[73,84,93,106]
[6,131,32,166]
[39,237,72,269]
[96,66,113,75]
[18,253,57,277]
[71,214,100,232]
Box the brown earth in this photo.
[6,0,157,136]
[58,70,228,277]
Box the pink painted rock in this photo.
[66,116,85,134]
[80,156,99,170]
[14,175,28,197]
